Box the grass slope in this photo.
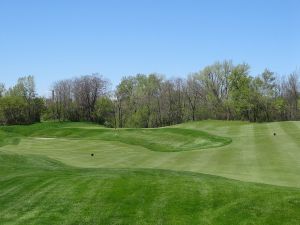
[1,153,300,225]
[0,122,231,152]
[1,121,300,187]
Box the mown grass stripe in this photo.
[1,152,300,224]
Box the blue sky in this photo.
[1,0,299,96]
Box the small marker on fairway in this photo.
[91,153,94,157]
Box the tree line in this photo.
[0,61,299,127]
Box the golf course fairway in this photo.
[1,120,300,224]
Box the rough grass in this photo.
[1,153,300,225]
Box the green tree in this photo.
[0,83,5,97]
[228,64,252,120]
[0,96,27,125]
[94,96,116,127]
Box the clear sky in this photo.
[1,0,299,96]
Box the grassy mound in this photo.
[1,153,300,225]
[0,122,232,152]
[0,130,21,147]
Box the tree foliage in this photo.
[1,62,300,127]
[0,76,44,125]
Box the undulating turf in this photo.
[1,121,300,187]
[0,122,231,152]
[1,120,300,224]
[1,153,300,225]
